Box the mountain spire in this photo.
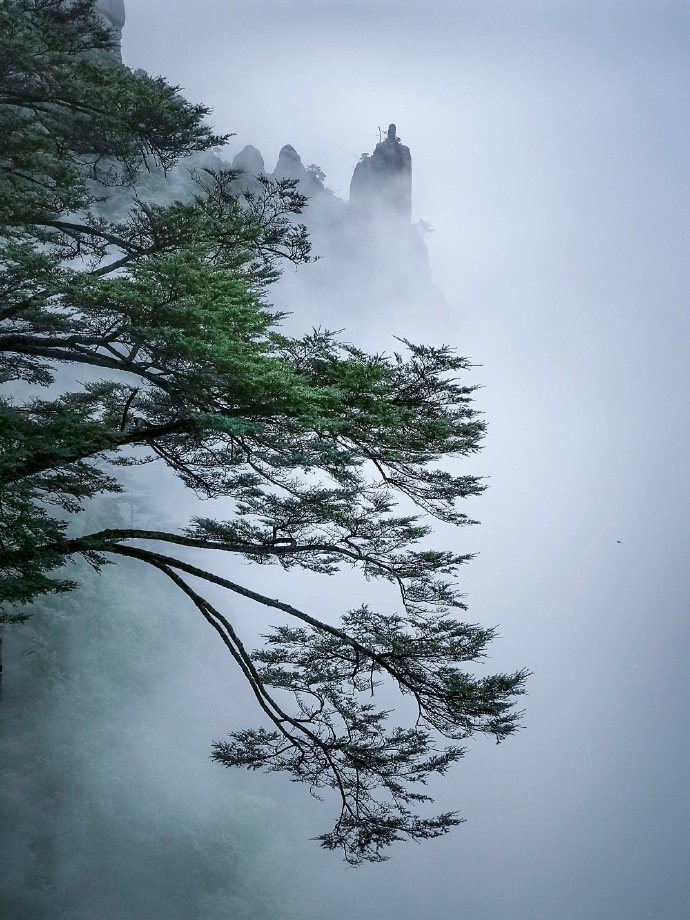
[349,122,412,222]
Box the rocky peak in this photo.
[271,145,326,197]
[231,145,265,178]
[349,123,412,222]
[273,144,306,182]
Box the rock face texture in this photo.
[349,123,412,222]
[231,144,265,178]
[273,144,306,182]
[271,145,329,198]
[94,0,126,59]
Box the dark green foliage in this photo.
[0,0,222,230]
[0,0,528,863]
[213,607,523,863]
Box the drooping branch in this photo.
[100,542,507,863]
[0,0,528,863]
[118,552,368,840]
[103,543,527,742]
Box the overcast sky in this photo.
[118,4,690,918]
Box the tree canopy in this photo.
[0,0,528,864]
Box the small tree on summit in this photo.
[0,0,528,863]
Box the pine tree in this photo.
[0,0,528,863]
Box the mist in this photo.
[3,2,690,918]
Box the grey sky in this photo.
[117,3,690,918]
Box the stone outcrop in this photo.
[94,0,126,60]
[86,0,439,329]
[237,123,443,336]
[349,123,412,222]
[231,145,265,178]
[273,144,306,182]
[271,145,327,198]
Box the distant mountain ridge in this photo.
[97,0,443,334]
[228,124,442,335]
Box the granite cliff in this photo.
[96,1,440,333]
[94,0,126,59]
[350,123,412,222]
[229,123,441,335]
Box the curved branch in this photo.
[106,543,424,705]
[129,553,355,821]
